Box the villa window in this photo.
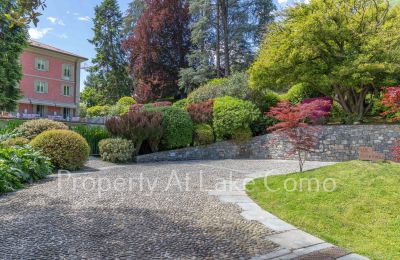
[34,80,48,94]
[62,64,73,81]
[62,85,73,96]
[35,58,49,71]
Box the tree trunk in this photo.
[220,0,230,76]
[334,86,375,123]
[216,0,221,77]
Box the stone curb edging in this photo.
[208,174,369,260]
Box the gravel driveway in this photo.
[0,159,331,259]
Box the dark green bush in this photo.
[71,125,110,155]
[144,106,193,150]
[0,146,52,193]
[250,115,277,136]
[281,83,322,104]
[193,124,214,146]
[213,96,260,141]
[30,130,89,170]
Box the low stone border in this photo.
[208,169,370,260]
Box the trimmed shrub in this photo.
[0,146,52,193]
[151,101,172,107]
[250,115,277,136]
[213,96,260,141]
[187,99,214,124]
[251,90,281,113]
[99,138,135,163]
[16,119,68,140]
[87,105,111,117]
[188,72,251,103]
[232,127,253,141]
[281,83,322,104]
[173,98,190,110]
[193,124,214,146]
[106,111,163,154]
[144,106,193,150]
[30,130,89,170]
[1,137,29,147]
[71,125,110,155]
[117,96,136,106]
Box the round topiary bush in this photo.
[144,106,193,150]
[16,119,68,140]
[193,124,214,146]
[281,83,322,104]
[117,96,136,106]
[98,138,135,163]
[231,127,253,142]
[213,96,260,141]
[30,129,90,170]
[1,137,30,147]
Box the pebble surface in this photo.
[0,159,330,259]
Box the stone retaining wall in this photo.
[136,125,400,163]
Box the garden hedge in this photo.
[213,96,260,141]
[16,119,68,140]
[144,106,193,150]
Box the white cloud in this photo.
[278,0,288,3]
[29,28,53,40]
[78,16,91,22]
[47,16,65,26]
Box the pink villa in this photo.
[17,40,87,120]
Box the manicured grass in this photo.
[246,161,400,260]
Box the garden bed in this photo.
[246,161,400,259]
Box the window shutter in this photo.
[35,58,39,70]
[70,86,74,97]
[44,82,48,93]
[45,60,49,71]
[34,81,38,93]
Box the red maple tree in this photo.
[380,86,400,161]
[123,0,190,103]
[267,100,331,172]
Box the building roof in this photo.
[29,40,88,61]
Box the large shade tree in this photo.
[88,0,132,104]
[124,0,190,103]
[0,0,46,111]
[249,0,400,121]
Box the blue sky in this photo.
[28,0,304,90]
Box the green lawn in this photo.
[246,161,400,260]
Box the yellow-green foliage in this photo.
[99,138,135,163]
[117,96,136,106]
[30,129,90,170]
[1,137,29,147]
[87,105,111,117]
[213,96,260,141]
[16,119,68,140]
[231,127,253,142]
[193,124,214,146]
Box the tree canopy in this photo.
[249,0,400,121]
[87,0,132,104]
[0,0,46,111]
[124,0,190,103]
